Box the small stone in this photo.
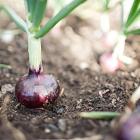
[1,84,14,94]
[57,107,64,114]
[44,117,52,123]
[5,73,10,78]
[126,81,134,88]
[130,72,136,77]
[31,118,38,124]
[112,98,116,106]
[79,62,89,70]
[15,103,21,109]
[8,45,14,52]
[58,119,66,132]
[98,89,110,98]
[1,31,14,44]
[48,124,58,131]
[77,99,82,104]
[134,69,140,77]
[45,128,51,133]
[0,92,2,98]
[76,105,81,109]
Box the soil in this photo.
[0,15,140,140]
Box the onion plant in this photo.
[0,0,86,108]
[116,86,140,140]
[100,0,140,73]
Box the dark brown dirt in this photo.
[0,17,140,140]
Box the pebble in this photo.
[7,45,14,52]
[111,98,116,106]
[48,124,58,131]
[76,99,83,109]
[0,31,14,44]
[99,121,108,127]
[57,107,64,114]
[79,62,89,70]
[15,103,21,109]
[45,128,51,133]
[58,119,66,132]
[31,118,38,124]
[76,105,81,109]
[1,84,14,94]
[77,99,82,104]
[5,73,10,78]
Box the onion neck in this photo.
[27,32,43,75]
[100,12,110,33]
[112,33,126,58]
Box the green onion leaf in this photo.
[0,64,11,69]
[125,28,140,35]
[79,111,120,120]
[125,0,140,29]
[29,0,38,22]
[103,0,110,11]
[33,0,47,28]
[125,9,140,29]
[24,0,37,21]
[35,0,87,38]
[24,0,31,13]
[0,5,27,32]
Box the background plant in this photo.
[100,0,140,73]
[113,0,140,63]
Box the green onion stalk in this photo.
[0,0,87,108]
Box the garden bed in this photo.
[0,14,140,140]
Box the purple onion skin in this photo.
[116,109,140,140]
[15,69,60,108]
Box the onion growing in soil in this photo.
[15,70,60,108]
[115,86,140,140]
[100,52,122,73]
[0,0,87,108]
[116,108,140,140]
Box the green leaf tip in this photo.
[0,64,11,69]
[35,0,87,38]
[79,111,120,120]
